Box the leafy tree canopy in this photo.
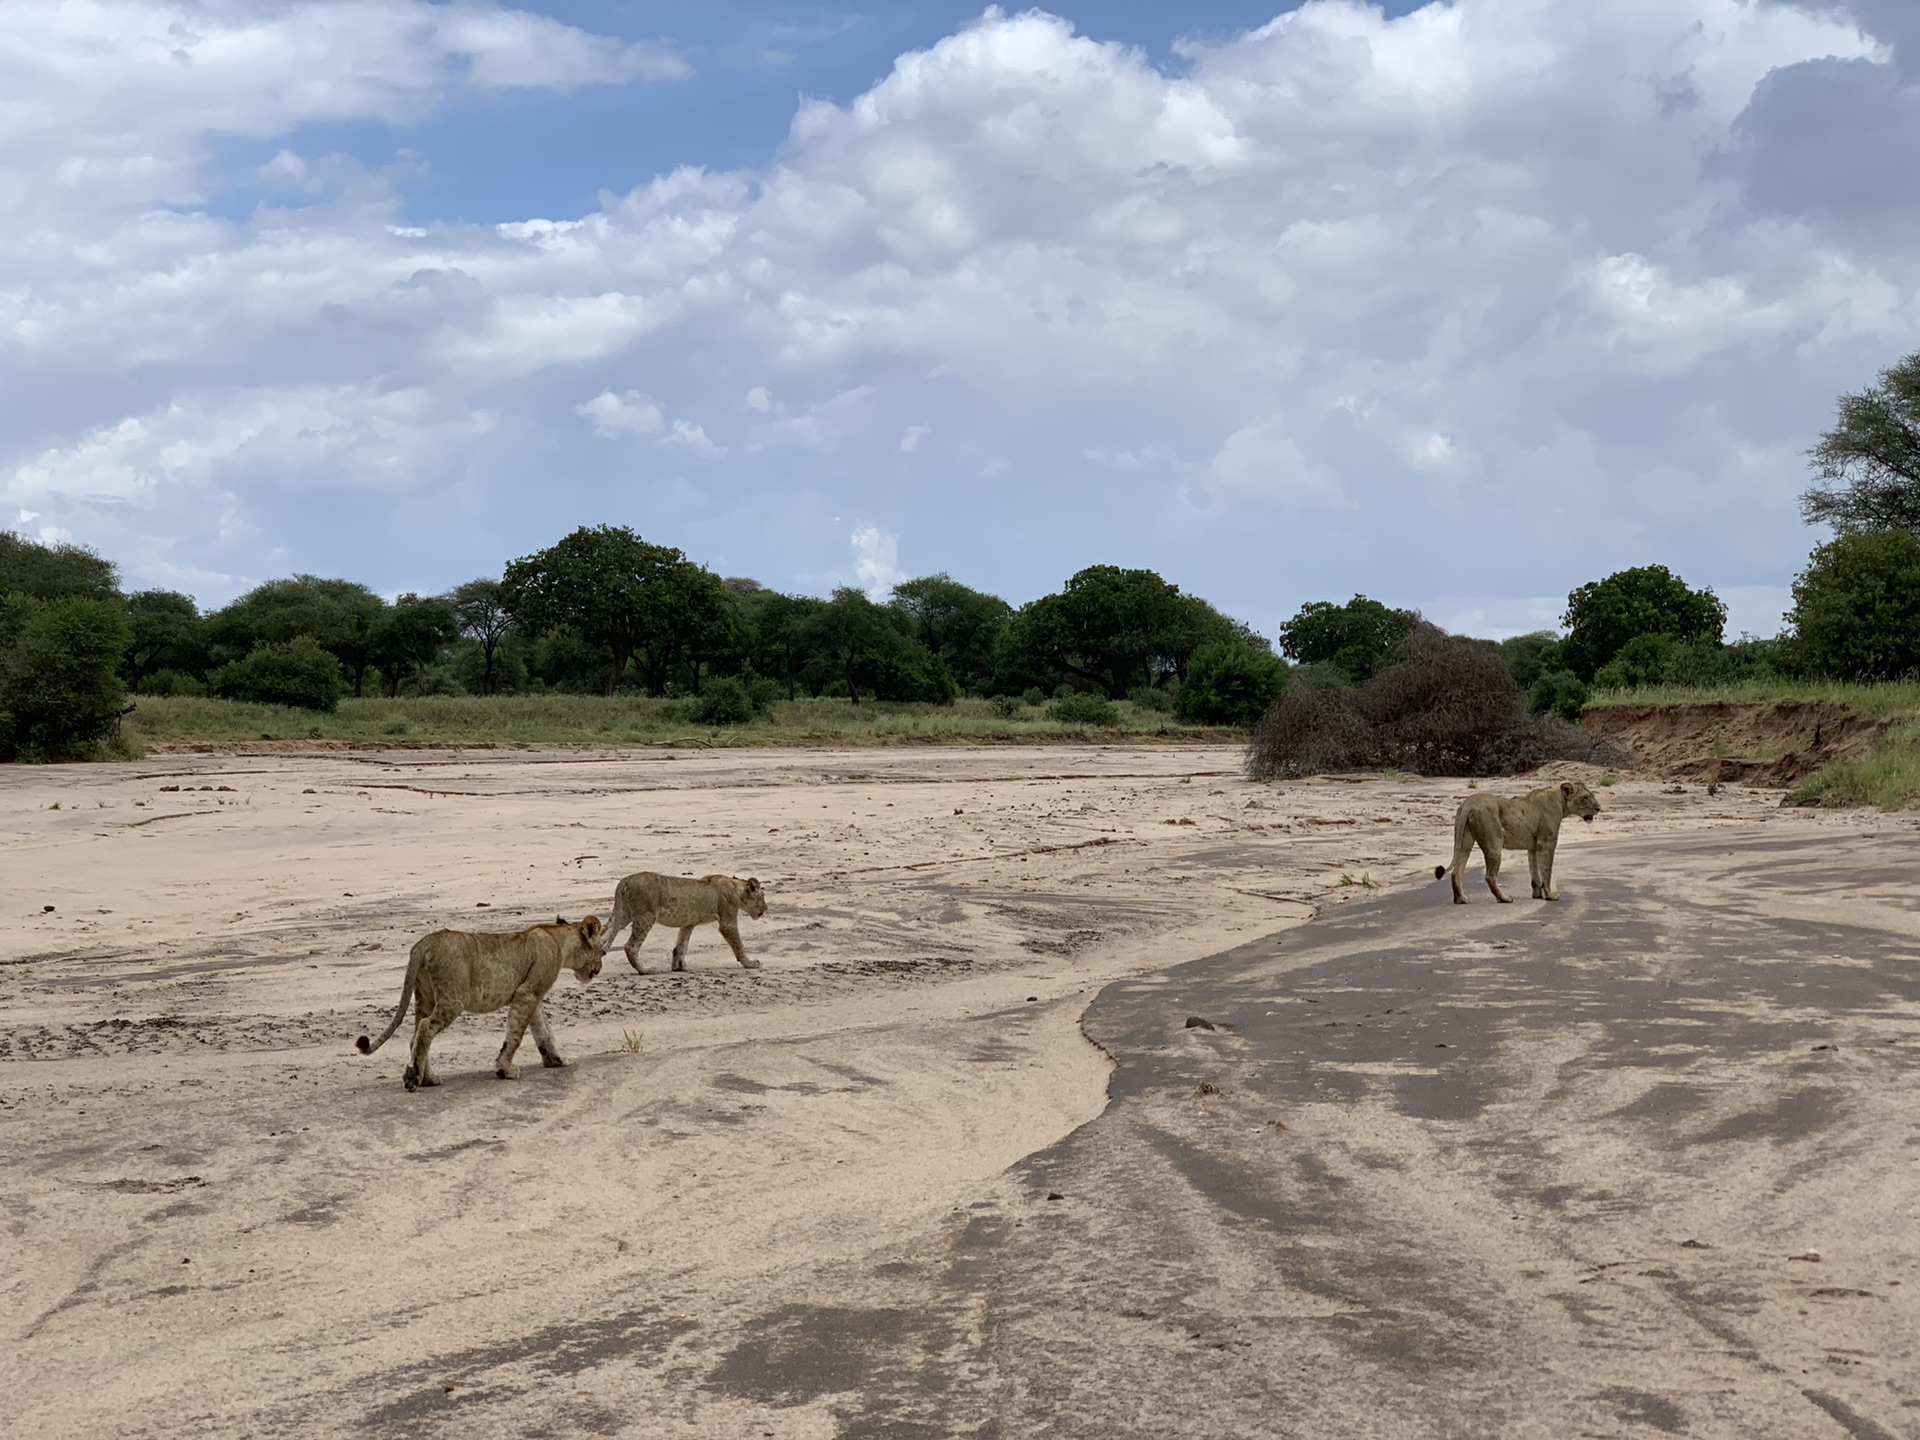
[1277,595,1418,683]
[889,573,1012,696]
[1009,565,1249,699]
[209,576,386,695]
[1785,530,1920,682]
[124,590,205,691]
[501,525,732,695]
[0,532,119,602]
[1800,350,1920,534]
[1559,566,1724,681]
[450,579,513,696]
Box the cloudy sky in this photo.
[5,1,1917,640]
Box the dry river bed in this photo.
[0,744,1896,1437]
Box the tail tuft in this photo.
[1433,865,1447,881]
[355,1034,373,1054]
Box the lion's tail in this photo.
[1433,865,1447,881]
[355,939,426,1055]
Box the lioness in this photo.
[601,872,767,973]
[355,915,604,1090]
[1434,780,1600,904]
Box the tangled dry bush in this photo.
[1246,629,1625,779]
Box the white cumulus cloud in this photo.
[0,1,1911,641]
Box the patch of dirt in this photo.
[1582,701,1895,787]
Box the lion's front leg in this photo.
[496,991,540,1079]
[670,926,695,971]
[528,1002,565,1068]
[718,916,760,970]
[624,917,655,975]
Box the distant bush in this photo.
[1127,683,1175,714]
[1021,687,1047,707]
[1174,643,1286,726]
[693,677,756,725]
[1248,630,1620,778]
[0,595,134,761]
[211,636,344,711]
[1528,670,1590,722]
[141,668,206,698]
[1050,692,1120,726]
[988,694,1023,718]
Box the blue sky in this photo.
[3,1,1916,641]
[251,3,1426,226]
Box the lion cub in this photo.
[601,872,767,973]
[1435,780,1600,904]
[355,915,603,1090]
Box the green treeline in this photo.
[10,347,1920,762]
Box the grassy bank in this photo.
[122,693,1242,750]
[1582,678,1920,809]
[1585,678,1920,718]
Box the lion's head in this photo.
[740,877,768,919]
[556,914,605,981]
[1560,780,1601,824]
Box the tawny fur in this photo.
[600,873,767,973]
[355,915,603,1090]
[1434,781,1600,904]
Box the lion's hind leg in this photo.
[624,915,655,974]
[670,926,695,971]
[1445,816,1474,904]
[1471,816,1513,903]
[405,1004,456,1091]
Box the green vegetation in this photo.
[1585,678,1920,716]
[1790,722,1920,810]
[123,693,1241,748]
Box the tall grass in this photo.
[1586,678,1920,717]
[1789,719,1920,810]
[122,693,1243,749]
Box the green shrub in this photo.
[211,636,345,711]
[141,668,206,697]
[1592,633,1677,689]
[1127,683,1176,713]
[1784,530,1920,681]
[1049,692,1120,726]
[1021,687,1047,707]
[693,677,756,725]
[0,595,134,761]
[1528,670,1590,722]
[1174,643,1286,726]
[988,694,1022,718]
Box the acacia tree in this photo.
[1559,566,1725,681]
[207,576,386,696]
[889,574,1011,695]
[1008,565,1241,698]
[501,526,726,695]
[450,579,513,696]
[373,593,460,695]
[123,590,204,691]
[1278,596,1418,683]
[1800,350,1920,534]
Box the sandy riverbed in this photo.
[0,745,1862,1436]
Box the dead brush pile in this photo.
[1248,630,1626,779]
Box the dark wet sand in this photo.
[696,828,1920,1438]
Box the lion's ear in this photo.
[556,914,568,925]
[582,915,602,937]
[1560,781,1575,795]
